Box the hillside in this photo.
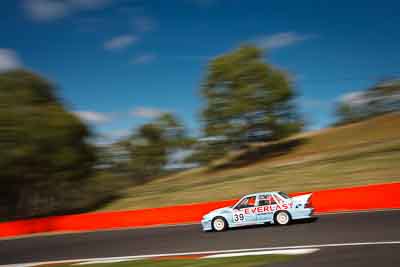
[102,113,400,211]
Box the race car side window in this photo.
[268,194,277,205]
[258,194,272,206]
[269,195,276,205]
[235,196,256,209]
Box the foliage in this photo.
[201,45,302,148]
[0,70,97,219]
[335,79,400,125]
[124,113,193,183]
[127,123,168,183]
[184,138,229,165]
[193,45,303,164]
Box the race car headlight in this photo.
[203,214,212,220]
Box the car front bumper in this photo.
[201,219,212,231]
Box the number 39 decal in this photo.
[233,213,245,223]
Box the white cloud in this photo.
[255,32,315,50]
[22,0,111,21]
[130,107,165,118]
[340,91,368,105]
[95,128,132,145]
[131,53,156,64]
[22,0,68,21]
[104,35,138,51]
[73,111,112,124]
[339,90,400,107]
[0,49,22,72]
[133,16,157,32]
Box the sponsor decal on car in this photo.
[232,203,294,223]
[241,203,294,215]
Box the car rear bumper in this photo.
[292,208,314,220]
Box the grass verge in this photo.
[60,255,295,267]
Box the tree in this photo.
[0,70,96,218]
[335,79,400,125]
[154,113,194,148]
[201,45,302,149]
[183,138,227,166]
[128,123,167,183]
[125,113,192,183]
[335,102,358,125]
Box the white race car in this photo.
[201,191,314,231]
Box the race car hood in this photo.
[204,207,232,218]
[211,207,233,214]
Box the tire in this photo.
[274,211,291,225]
[212,217,228,232]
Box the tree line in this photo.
[335,79,400,125]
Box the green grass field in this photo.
[60,255,294,267]
[101,113,400,211]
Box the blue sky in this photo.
[1,0,399,140]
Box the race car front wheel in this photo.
[212,217,227,232]
[275,211,291,225]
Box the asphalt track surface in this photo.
[0,210,399,265]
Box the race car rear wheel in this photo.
[212,217,227,232]
[275,211,291,225]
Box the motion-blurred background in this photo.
[0,0,399,221]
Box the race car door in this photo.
[256,193,275,223]
[232,196,258,226]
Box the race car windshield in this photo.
[278,192,291,199]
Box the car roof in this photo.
[243,192,279,198]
